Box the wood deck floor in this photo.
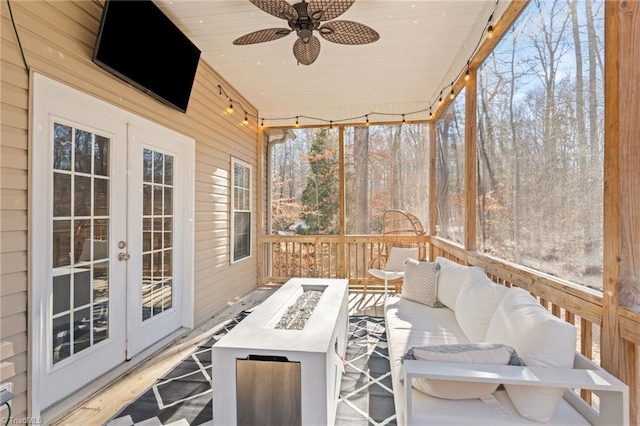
[53,287,388,425]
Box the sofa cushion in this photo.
[402,259,443,308]
[404,343,526,400]
[384,296,469,384]
[385,247,419,272]
[455,268,509,342]
[436,256,482,310]
[485,287,577,422]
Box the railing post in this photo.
[257,126,264,285]
[603,1,640,423]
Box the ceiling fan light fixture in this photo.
[298,27,313,40]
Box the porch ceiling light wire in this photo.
[217,84,430,127]
[427,0,500,113]
[6,0,29,75]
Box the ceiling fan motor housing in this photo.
[291,2,320,41]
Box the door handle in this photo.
[118,252,131,261]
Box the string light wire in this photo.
[216,0,500,127]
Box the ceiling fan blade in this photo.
[293,36,321,65]
[308,0,355,21]
[319,20,379,45]
[233,28,292,45]
[249,0,298,21]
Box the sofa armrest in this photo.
[402,359,629,426]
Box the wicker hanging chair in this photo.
[366,209,427,295]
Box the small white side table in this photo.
[367,269,405,296]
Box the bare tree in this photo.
[353,126,370,233]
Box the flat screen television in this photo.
[93,0,201,113]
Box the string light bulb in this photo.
[329,121,333,129]
[295,116,300,127]
[261,118,264,128]
[438,94,443,106]
[450,88,455,100]
[487,25,494,39]
[429,107,433,120]
[227,101,234,114]
[366,115,370,126]
[243,112,249,125]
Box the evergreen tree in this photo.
[300,129,339,234]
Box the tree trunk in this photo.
[353,126,370,233]
[585,0,600,256]
[571,0,592,257]
[509,30,522,263]
[391,125,403,209]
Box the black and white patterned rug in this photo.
[105,313,395,426]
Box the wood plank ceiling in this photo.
[156,0,509,126]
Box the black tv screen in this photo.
[93,0,201,113]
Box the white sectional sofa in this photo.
[384,256,629,425]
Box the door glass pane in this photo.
[53,314,71,363]
[73,307,91,354]
[143,149,153,183]
[94,261,109,302]
[94,135,109,176]
[53,220,71,268]
[143,218,152,252]
[164,155,173,185]
[53,123,72,171]
[142,148,174,321]
[153,186,163,216]
[93,302,109,344]
[74,176,91,217]
[51,122,111,364]
[94,178,109,216]
[53,173,71,217]
[53,274,71,315]
[74,270,91,307]
[153,151,163,184]
[75,130,93,174]
[143,184,152,216]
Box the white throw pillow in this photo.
[405,343,525,400]
[435,257,482,310]
[455,268,508,342]
[385,247,419,272]
[485,287,577,422]
[401,259,443,308]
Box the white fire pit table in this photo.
[211,278,349,426]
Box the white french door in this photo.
[31,74,194,412]
[126,125,187,358]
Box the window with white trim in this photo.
[231,159,252,263]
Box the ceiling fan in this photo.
[233,0,380,65]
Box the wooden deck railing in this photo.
[260,234,418,291]
[259,233,640,416]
